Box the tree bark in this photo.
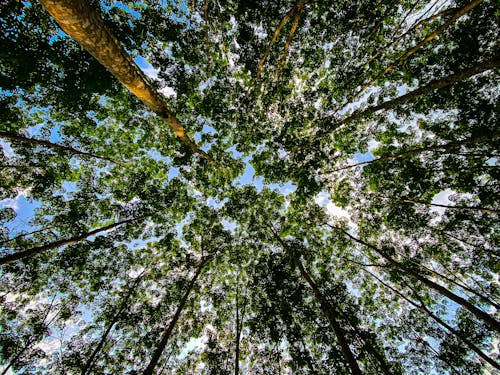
[328,131,500,173]
[82,271,147,375]
[368,269,500,370]
[344,0,483,107]
[269,228,363,375]
[336,227,500,333]
[143,257,210,375]
[401,199,499,214]
[323,56,499,134]
[0,217,135,265]
[254,0,309,82]
[39,0,213,162]
[0,131,122,164]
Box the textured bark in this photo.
[337,228,500,333]
[0,218,135,265]
[0,131,122,165]
[143,257,210,375]
[324,56,500,134]
[328,131,500,173]
[39,0,213,162]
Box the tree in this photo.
[1,0,498,373]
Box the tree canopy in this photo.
[0,0,498,374]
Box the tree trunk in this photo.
[401,199,499,214]
[39,0,213,162]
[254,0,309,82]
[337,228,500,333]
[0,217,135,265]
[324,56,500,134]
[368,269,500,370]
[328,131,500,173]
[344,0,483,106]
[82,271,147,375]
[143,257,210,375]
[0,131,122,165]
[269,228,363,375]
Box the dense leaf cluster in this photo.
[0,0,498,374]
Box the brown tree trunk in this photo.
[336,227,500,333]
[401,199,499,214]
[0,131,122,165]
[269,228,363,375]
[368,269,500,370]
[0,217,135,265]
[39,0,213,162]
[82,270,147,375]
[323,56,499,134]
[344,0,483,107]
[328,131,500,173]
[143,257,210,375]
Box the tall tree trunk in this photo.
[254,0,309,82]
[234,281,247,375]
[323,56,499,134]
[336,227,500,333]
[343,0,483,107]
[327,132,500,173]
[401,199,498,214]
[368,269,500,370]
[0,131,122,165]
[143,257,210,375]
[1,339,34,375]
[269,228,363,375]
[0,217,136,265]
[82,271,147,375]
[39,0,213,162]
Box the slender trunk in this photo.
[336,227,500,333]
[345,0,483,106]
[368,269,499,370]
[254,0,309,82]
[39,0,213,162]
[328,131,500,173]
[0,226,55,246]
[143,257,210,375]
[82,271,147,375]
[326,56,500,134]
[269,228,363,375]
[401,199,498,214]
[1,339,34,375]
[358,6,457,77]
[0,217,136,265]
[234,283,243,375]
[275,3,305,80]
[417,263,500,310]
[0,131,122,165]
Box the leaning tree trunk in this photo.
[323,56,500,134]
[0,131,122,164]
[143,257,210,375]
[328,131,500,173]
[39,0,213,162]
[269,228,363,375]
[0,217,135,265]
[81,270,147,375]
[337,228,500,333]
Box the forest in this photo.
[0,0,498,373]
